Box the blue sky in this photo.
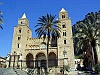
[0,0,100,57]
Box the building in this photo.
[0,56,6,68]
[9,8,75,72]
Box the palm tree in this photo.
[73,11,100,69]
[0,2,3,29]
[35,14,61,74]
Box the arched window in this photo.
[63,32,66,36]
[19,28,21,33]
[17,43,21,48]
[62,22,66,28]
[62,25,66,28]
[18,35,21,40]
[62,14,65,18]
[64,40,66,44]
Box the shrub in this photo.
[94,63,100,73]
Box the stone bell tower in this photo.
[58,8,75,68]
[10,13,32,67]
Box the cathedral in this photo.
[8,8,75,71]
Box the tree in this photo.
[73,11,100,69]
[0,2,3,29]
[35,14,61,74]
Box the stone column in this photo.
[19,53,22,69]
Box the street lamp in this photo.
[63,48,67,75]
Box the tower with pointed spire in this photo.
[10,8,75,71]
[18,13,29,26]
[10,13,32,67]
[58,8,75,68]
[12,13,32,54]
[22,13,26,18]
[59,8,68,20]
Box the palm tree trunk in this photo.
[91,40,98,64]
[46,41,49,75]
[89,42,95,70]
[92,46,98,64]
[92,47,95,67]
[46,32,50,75]
[91,41,98,71]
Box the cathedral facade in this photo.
[9,8,75,70]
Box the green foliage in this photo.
[73,10,100,53]
[94,63,100,72]
[83,51,92,68]
[84,71,91,75]
[35,14,61,40]
[75,55,82,59]
[0,2,3,29]
[73,10,100,65]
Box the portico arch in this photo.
[26,53,34,68]
[35,53,46,68]
[48,52,57,67]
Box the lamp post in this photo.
[63,48,67,75]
